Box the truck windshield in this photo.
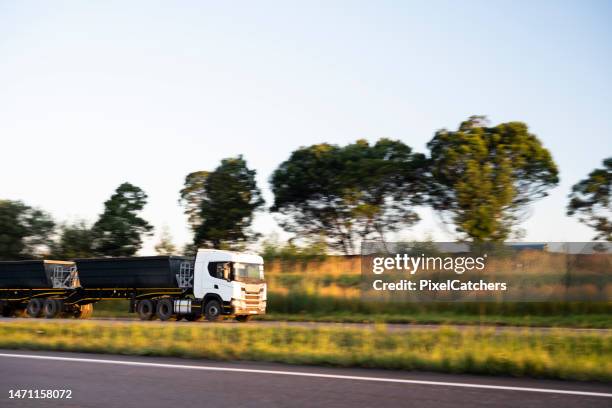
[232,262,264,283]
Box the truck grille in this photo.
[245,291,261,307]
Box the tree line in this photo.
[0,116,609,260]
[0,183,153,260]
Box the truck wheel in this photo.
[235,315,251,323]
[26,299,43,318]
[137,300,155,320]
[204,300,221,321]
[156,299,174,321]
[43,299,61,318]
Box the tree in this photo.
[92,182,153,256]
[270,139,427,255]
[0,200,55,260]
[567,157,611,241]
[179,171,209,232]
[181,242,197,257]
[50,221,97,259]
[427,116,559,242]
[155,226,177,255]
[181,156,264,249]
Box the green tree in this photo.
[0,200,55,260]
[92,182,153,256]
[181,156,264,249]
[427,116,559,242]
[154,226,177,255]
[50,221,97,259]
[179,171,209,232]
[270,139,427,254]
[181,242,197,257]
[567,157,611,241]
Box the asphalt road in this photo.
[0,350,610,408]
[2,316,610,333]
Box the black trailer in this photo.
[1,256,201,321]
[61,256,199,320]
[0,260,85,318]
[75,256,190,288]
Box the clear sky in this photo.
[1,0,611,254]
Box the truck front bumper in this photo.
[231,299,266,315]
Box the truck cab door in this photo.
[205,262,233,301]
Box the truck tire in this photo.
[156,298,174,321]
[137,300,155,320]
[43,299,61,318]
[235,315,251,323]
[204,300,221,321]
[26,299,43,318]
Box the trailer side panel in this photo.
[0,261,54,288]
[75,256,191,288]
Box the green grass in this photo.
[258,312,612,328]
[90,300,131,318]
[0,320,610,382]
[267,292,612,315]
[90,299,612,328]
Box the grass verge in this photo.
[91,300,612,328]
[258,312,612,328]
[0,320,610,382]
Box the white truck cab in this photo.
[191,249,266,320]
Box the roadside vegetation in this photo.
[259,312,612,328]
[0,320,610,382]
[261,255,611,328]
[91,299,612,328]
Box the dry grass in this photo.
[0,320,610,382]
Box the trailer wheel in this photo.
[156,298,174,321]
[26,299,44,318]
[43,299,61,318]
[204,300,222,321]
[235,315,251,323]
[137,300,155,320]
